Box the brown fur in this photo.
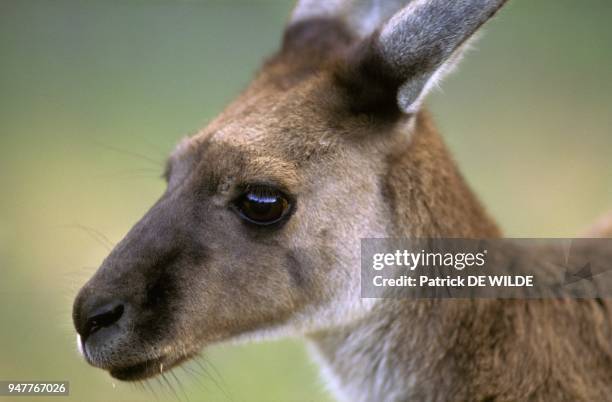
[73,6,612,402]
[310,110,612,401]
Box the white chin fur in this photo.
[76,334,84,357]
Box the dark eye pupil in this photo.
[237,190,289,225]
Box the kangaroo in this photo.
[72,1,612,401]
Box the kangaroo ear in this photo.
[285,1,410,59]
[290,0,410,39]
[291,0,508,115]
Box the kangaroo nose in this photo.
[76,301,125,342]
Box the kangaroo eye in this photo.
[233,187,291,226]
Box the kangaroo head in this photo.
[73,0,506,381]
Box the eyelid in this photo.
[240,181,294,197]
[233,185,295,211]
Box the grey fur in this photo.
[376,0,508,112]
[293,0,508,113]
[291,0,410,37]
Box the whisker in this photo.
[203,357,229,391]
[161,373,181,402]
[145,379,160,401]
[170,370,190,402]
[93,167,163,180]
[88,140,163,167]
[194,356,233,401]
[62,223,115,251]
[180,365,208,392]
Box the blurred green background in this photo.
[0,1,611,401]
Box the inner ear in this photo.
[327,0,509,117]
[333,34,405,117]
[282,18,353,56]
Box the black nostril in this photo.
[81,302,125,342]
